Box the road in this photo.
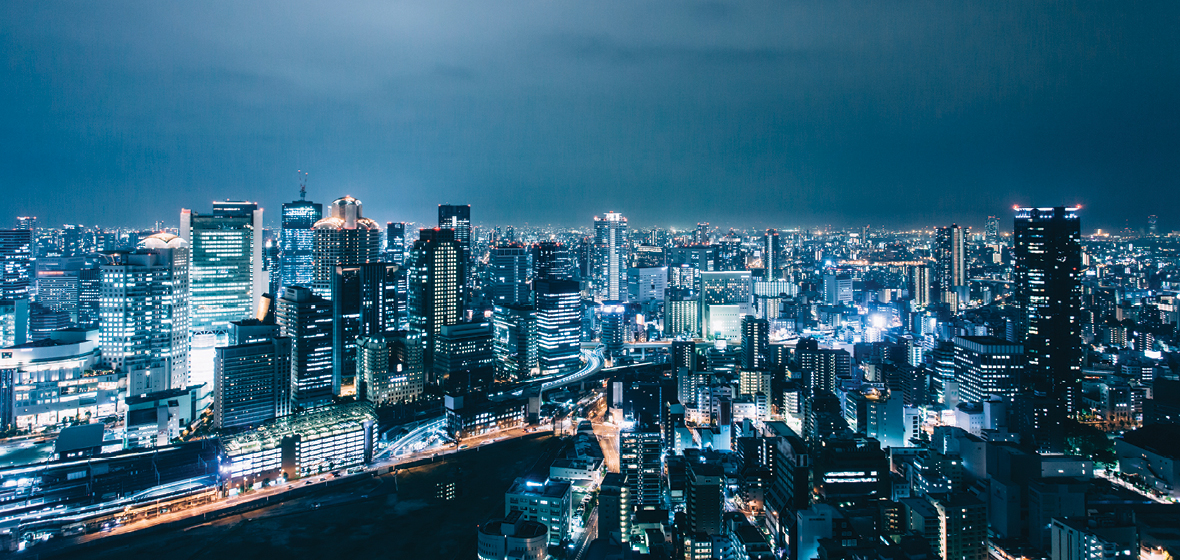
[572,506,598,560]
[584,395,620,474]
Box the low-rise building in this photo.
[505,477,573,546]
[221,401,376,487]
[0,328,119,431]
[477,509,548,560]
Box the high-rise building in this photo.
[952,335,1024,405]
[741,315,769,370]
[984,216,1000,244]
[311,196,380,298]
[1014,207,1082,419]
[797,339,851,396]
[598,473,631,543]
[700,271,752,339]
[385,222,406,265]
[763,229,781,277]
[332,263,397,396]
[535,279,582,376]
[0,229,34,300]
[822,274,852,306]
[407,228,465,377]
[34,257,85,321]
[493,304,537,381]
[439,204,472,294]
[433,322,494,392]
[276,286,333,409]
[687,462,724,536]
[909,265,930,308]
[490,242,531,307]
[280,188,322,290]
[214,335,292,430]
[99,233,190,393]
[934,224,967,309]
[593,212,628,301]
[619,425,662,509]
[357,330,424,404]
[181,201,264,338]
[695,222,710,244]
[0,298,28,348]
[533,241,573,281]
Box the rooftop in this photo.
[223,402,377,456]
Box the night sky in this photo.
[2,1,1177,232]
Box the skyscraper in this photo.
[535,279,582,376]
[909,264,930,308]
[181,201,264,337]
[99,233,190,393]
[312,196,380,298]
[493,304,537,381]
[593,212,628,301]
[489,242,531,307]
[332,263,397,396]
[984,216,1000,244]
[214,335,292,430]
[533,241,573,281]
[280,187,322,290]
[385,222,409,331]
[407,228,465,377]
[386,222,407,265]
[277,286,333,409]
[741,315,769,370]
[619,425,662,509]
[763,229,781,277]
[0,229,34,300]
[439,204,472,295]
[1014,207,1082,417]
[934,224,967,309]
[700,271,752,339]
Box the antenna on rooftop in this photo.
[298,170,308,200]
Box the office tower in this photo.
[741,315,769,370]
[1014,207,1082,419]
[276,286,333,409]
[952,335,1024,404]
[632,244,665,268]
[600,303,625,358]
[844,387,905,448]
[60,224,87,257]
[28,303,70,341]
[77,263,101,328]
[214,335,292,430]
[0,298,28,347]
[665,287,700,338]
[763,229,781,277]
[593,212,628,301]
[99,233,190,393]
[535,279,581,376]
[934,224,967,308]
[490,242,531,307]
[34,257,84,321]
[695,222,710,244]
[669,245,716,274]
[716,235,744,271]
[433,322,494,392]
[598,473,631,543]
[493,304,537,381]
[822,273,852,305]
[385,222,406,265]
[984,216,1000,244]
[1148,214,1159,236]
[687,462,724,536]
[263,237,281,297]
[619,426,662,509]
[814,435,889,502]
[797,340,851,396]
[909,265,930,308]
[438,204,472,295]
[0,229,34,300]
[626,266,667,303]
[700,271,752,339]
[533,241,573,281]
[671,340,697,371]
[332,263,397,396]
[181,201,264,337]
[932,494,987,560]
[407,228,465,377]
[312,196,380,298]
[357,330,424,404]
[280,188,322,290]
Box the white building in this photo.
[478,510,548,560]
[505,477,573,546]
[1,328,119,430]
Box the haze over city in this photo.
[3,1,1178,230]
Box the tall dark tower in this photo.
[1014,207,1082,443]
[763,229,781,278]
[407,228,465,380]
[934,224,966,309]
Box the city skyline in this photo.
[3,2,1178,231]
